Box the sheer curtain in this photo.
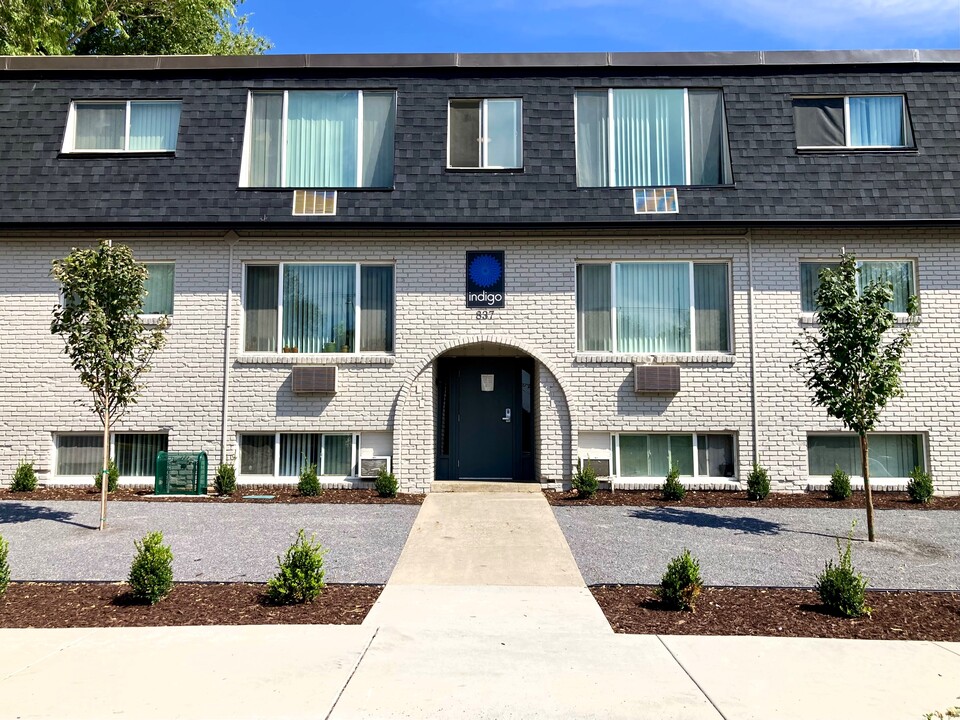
[129,102,181,151]
[799,262,839,312]
[485,99,521,168]
[244,266,279,352]
[282,264,355,353]
[143,263,174,315]
[616,262,690,352]
[280,434,321,476]
[808,436,860,475]
[116,434,168,477]
[576,264,612,351]
[57,435,102,475]
[240,435,275,475]
[693,263,729,351]
[361,92,396,186]
[248,94,283,186]
[360,265,394,352]
[575,91,608,187]
[869,435,921,477]
[322,435,353,475]
[286,91,358,187]
[849,96,904,146]
[612,89,686,187]
[74,104,125,150]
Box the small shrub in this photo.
[93,460,120,493]
[298,462,320,497]
[656,549,703,612]
[816,523,870,618]
[374,468,398,498]
[572,461,599,499]
[746,463,770,501]
[214,464,237,496]
[128,531,174,605]
[827,465,851,501]
[10,462,37,492]
[662,463,686,501]
[907,466,934,504]
[0,535,9,597]
[266,529,326,605]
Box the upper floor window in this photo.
[143,262,174,315]
[800,260,915,314]
[448,98,522,169]
[243,263,394,354]
[575,89,732,188]
[793,96,914,149]
[576,261,731,353]
[241,90,396,188]
[63,101,181,153]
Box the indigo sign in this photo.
[465,251,505,308]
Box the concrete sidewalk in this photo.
[2,486,960,719]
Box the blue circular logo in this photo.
[468,254,502,288]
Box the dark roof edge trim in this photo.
[2,49,959,73]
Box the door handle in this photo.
[502,408,511,422]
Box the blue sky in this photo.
[242,0,960,54]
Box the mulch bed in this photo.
[592,585,960,641]
[0,487,424,505]
[0,582,382,628]
[547,489,960,510]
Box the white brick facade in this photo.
[1,229,957,495]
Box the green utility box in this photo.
[155,451,208,495]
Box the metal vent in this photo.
[580,458,611,477]
[359,456,391,478]
[634,187,678,214]
[291,366,337,394]
[292,190,337,216]
[634,365,681,394]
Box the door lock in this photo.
[502,408,511,422]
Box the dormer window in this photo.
[63,100,181,153]
[793,95,914,149]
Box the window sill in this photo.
[577,183,737,191]
[575,352,736,365]
[59,151,176,158]
[806,478,908,492]
[610,478,739,491]
[236,185,395,192]
[799,313,918,327]
[237,353,395,366]
[445,166,525,173]
[141,314,171,326]
[795,147,917,155]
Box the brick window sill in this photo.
[236,354,395,366]
[575,353,736,365]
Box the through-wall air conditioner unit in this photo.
[634,365,681,394]
[292,190,337,216]
[291,366,337,395]
[580,458,611,477]
[634,187,678,214]
[359,456,392,478]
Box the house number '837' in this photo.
[475,310,495,320]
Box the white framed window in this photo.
[807,433,924,479]
[142,262,175,315]
[612,433,736,479]
[575,88,732,187]
[799,259,916,314]
[242,262,394,354]
[62,100,182,153]
[793,95,914,149]
[240,90,396,188]
[55,433,168,478]
[237,433,360,478]
[447,98,522,169]
[576,261,731,353]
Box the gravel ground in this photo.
[554,506,960,590]
[0,500,419,583]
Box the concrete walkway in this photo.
[3,486,960,718]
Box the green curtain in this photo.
[576,264,612,351]
[612,89,686,187]
[283,264,355,353]
[142,263,174,315]
[323,435,354,475]
[286,91,358,187]
[279,434,321,476]
[616,262,690,352]
[115,434,167,477]
[248,93,283,187]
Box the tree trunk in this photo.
[100,397,109,531]
[860,433,876,542]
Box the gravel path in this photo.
[0,500,419,583]
[554,506,960,590]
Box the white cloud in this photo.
[699,0,959,43]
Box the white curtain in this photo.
[129,102,181,151]
[248,93,283,186]
[612,89,686,187]
[575,91,608,187]
[282,264,355,353]
[485,99,521,168]
[286,91,358,187]
[115,434,167,477]
[74,103,124,150]
[849,96,904,147]
[616,262,690,352]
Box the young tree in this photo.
[795,251,918,541]
[51,240,168,530]
[0,0,270,56]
